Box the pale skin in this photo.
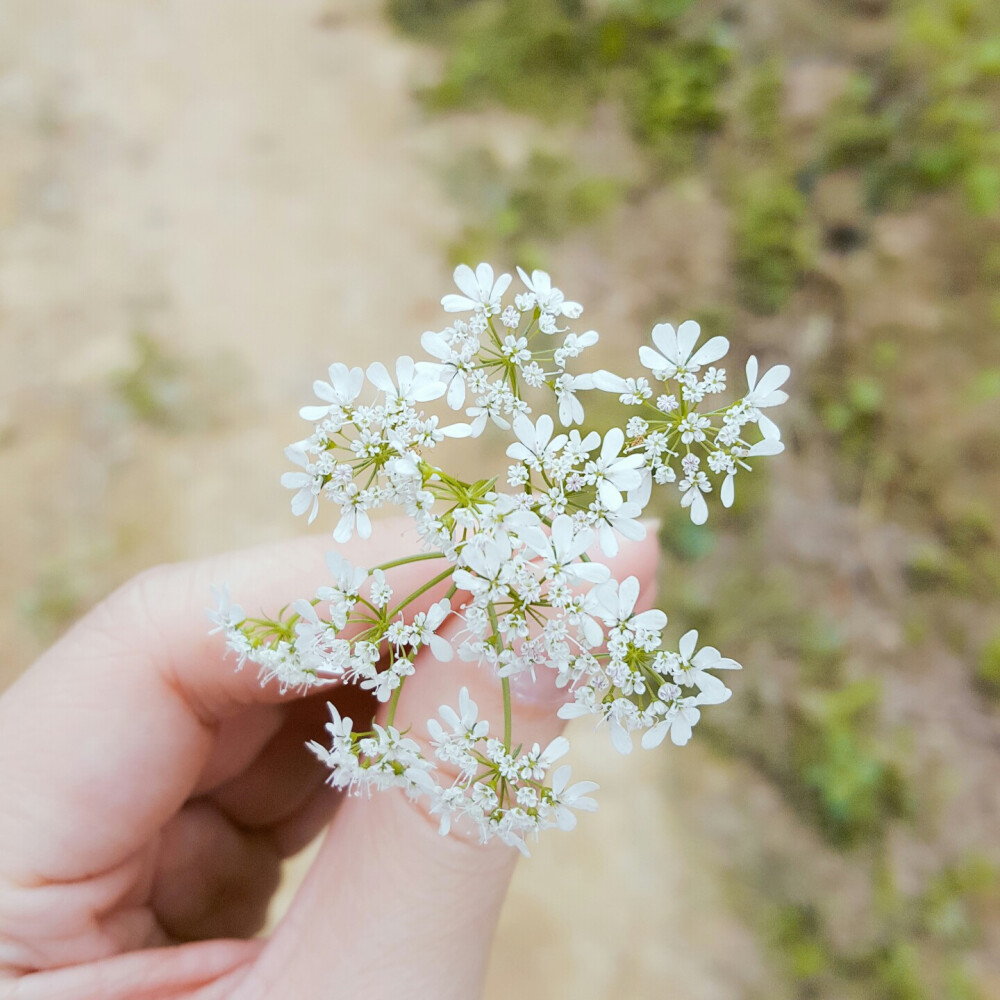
[0,523,658,999]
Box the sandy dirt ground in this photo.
[0,2,776,996]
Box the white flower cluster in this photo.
[211,263,790,853]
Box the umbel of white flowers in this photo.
[209,263,790,854]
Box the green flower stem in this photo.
[386,675,405,727]
[484,600,513,751]
[502,676,512,750]
[369,551,446,573]
[387,565,456,618]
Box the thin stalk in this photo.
[369,552,446,573]
[486,600,513,751]
[502,676,512,750]
[387,566,455,618]
[386,675,405,727]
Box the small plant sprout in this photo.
[209,263,790,854]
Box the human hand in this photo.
[0,522,658,999]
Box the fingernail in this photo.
[508,667,571,707]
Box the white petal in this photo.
[754,364,790,397]
[689,335,730,368]
[609,722,634,755]
[613,517,646,542]
[679,629,698,660]
[574,562,612,584]
[748,438,783,457]
[689,491,708,525]
[558,701,592,720]
[641,722,669,750]
[429,634,453,662]
[632,609,667,632]
[638,346,669,373]
[675,320,702,362]
[365,361,394,394]
[300,405,331,421]
[592,370,628,392]
[670,718,694,746]
[421,330,452,362]
[356,510,372,540]
[473,262,495,295]
[313,379,337,402]
[758,414,781,439]
[445,375,466,409]
[441,293,477,312]
[598,478,624,511]
[649,323,678,362]
[453,263,481,300]
[721,473,735,508]
[618,576,640,618]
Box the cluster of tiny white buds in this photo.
[211,263,790,850]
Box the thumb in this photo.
[251,529,660,1000]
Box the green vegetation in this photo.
[818,2,1000,217]
[112,332,193,429]
[975,632,1000,699]
[734,173,809,314]
[445,149,621,270]
[794,680,908,844]
[111,331,237,432]
[389,0,728,158]
[20,560,90,640]
[626,40,730,162]
[763,856,997,999]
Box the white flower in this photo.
[280,445,323,523]
[669,629,741,701]
[641,696,702,749]
[442,262,512,315]
[421,330,477,409]
[369,569,392,608]
[207,584,245,633]
[522,514,611,586]
[588,576,667,635]
[585,427,644,510]
[554,373,591,426]
[506,413,565,469]
[744,355,790,408]
[317,551,368,626]
[679,469,711,525]
[227,260,793,845]
[300,363,365,421]
[332,483,374,543]
[639,320,729,381]
[744,356,791,438]
[606,698,642,755]
[366,355,446,404]
[556,330,599,365]
[516,267,582,318]
[453,539,513,603]
[592,501,646,558]
[546,764,599,830]
[429,686,490,749]
[409,599,454,662]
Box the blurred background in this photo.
[1,0,999,996]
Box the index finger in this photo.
[0,519,446,885]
